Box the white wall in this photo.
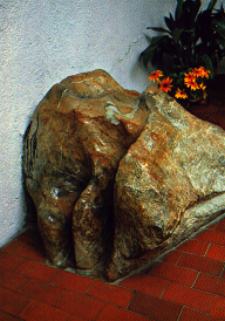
[0,0,178,246]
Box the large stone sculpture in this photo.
[24,70,225,281]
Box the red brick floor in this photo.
[0,217,224,321]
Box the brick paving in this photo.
[0,217,224,321]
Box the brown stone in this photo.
[107,89,225,280]
[23,69,148,275]
[24,71,225,281]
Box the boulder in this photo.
[107,89,225,280]
[24,71,225,281]
[24,69,148,275]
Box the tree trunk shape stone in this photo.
[24,70,225,281]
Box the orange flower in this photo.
[175,88,188,99]
[199,82,206,91]
[159,77,173,93]
[149,69,164,82]
[193,66,210,79]
[184,72,199,91]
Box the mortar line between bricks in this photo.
[181,306,213,319]
[159,280,171,299]
[0,282,28,297]
[176,305,185,321]
[125,289,136,310]
[219,263,225,278]
[191,271,200,288]
[22,300,72,321]
[0,308,26,321]
[18,299,33,319]
[92,302,105,321]
[81,284,133,310]
[176,253,183,267]
[174,251,182,266]
[84,279,94,295]
[204,242,212,256]
[13,275,72,312]
[127,289,137,311]
[159,287,166,299]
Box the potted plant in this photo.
[140,0,225,106]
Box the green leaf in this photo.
[144,34,152,43]
[216,27,225,41]
[216,20,225,31]
[200,54,214,76]
[140,37,165,66]
[140,45,155,67]
[147,27,171,34]
[214,19,225,40]
[172,28,184,42]
[164,13,175,31]
[207,0,218,11]
[140,0,225,75]
[162,52,177,69]
[150,35,168,46]
[181,0,201,27]
[175,0,184,20]
[218,38,225,47]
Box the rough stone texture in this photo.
[24,70,148,274]
[24,71,225,281]
[107,88,225,280]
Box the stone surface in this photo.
[24,71,225,281]
[23,69,148,274]
[107,89,225,280]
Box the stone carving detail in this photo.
[24,70,225,281]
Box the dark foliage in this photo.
[140,0,225,77]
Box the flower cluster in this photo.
[149,66,210,104]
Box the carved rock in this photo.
[24,71,225,281]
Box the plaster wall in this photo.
[0,0,190,246]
